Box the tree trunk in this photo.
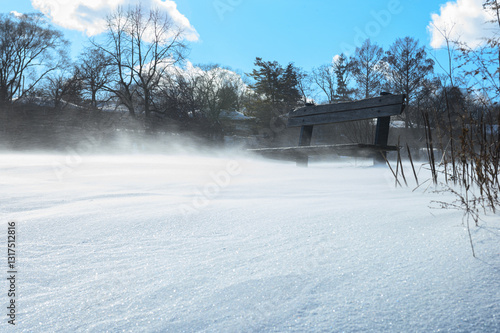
[91,91,97,109]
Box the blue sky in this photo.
[1,0,493,75]
[178,0,442,71]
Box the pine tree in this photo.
[247,57,301,126]
[333,53,352,102]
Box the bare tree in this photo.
[41,68,82,109]
[295,67,313,104]
[194,65,243,118]
[484,0,500,90]
[350,39,385,99]
[0,13,68,103]
[93,5,187,122]
[312,64,336,103]
[92,7,136,116]
[455,0,500,101]
[157,68,199,121]
[429,23,458,88]
[193,64,244,140]
[76,47,113,109]
[383,36,434,128]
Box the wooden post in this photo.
[374,116,391,164]
[297,125,313,167]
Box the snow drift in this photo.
[1,153,499,332]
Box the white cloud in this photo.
[30,0,198,41]
[428,0,497,49]
[10,11,25,18]
[160,61,249,96]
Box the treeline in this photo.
[1,4,499,150]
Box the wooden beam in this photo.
[374,116,391,164]
[248,94,406,166]
[288,103,404,127]
[297,125,314,167]
[298,125,314,146]
[249,144,399,161]
[289,94,405,118]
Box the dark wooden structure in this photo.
[249,94,406,166]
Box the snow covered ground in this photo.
[1,152,499,332]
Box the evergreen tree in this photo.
[247,57,301,128]
[333,53,352,101]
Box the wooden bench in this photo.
[249,93,406,166]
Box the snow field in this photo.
[1,153,499,332]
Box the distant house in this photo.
[218,110,259,147]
